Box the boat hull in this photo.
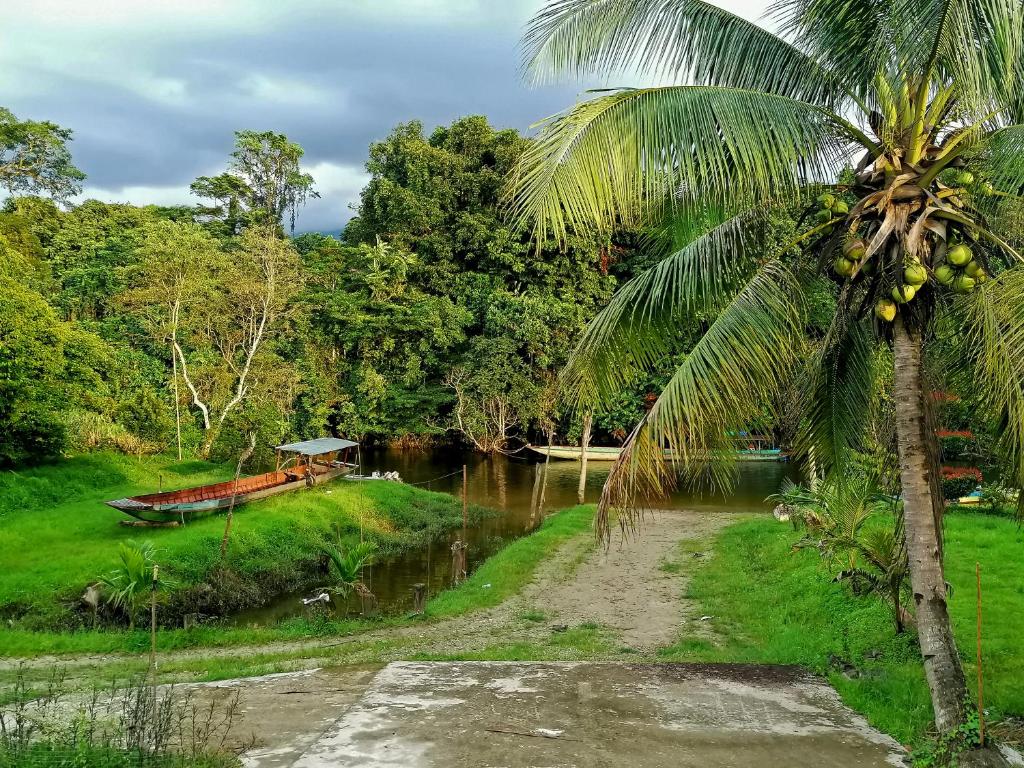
[527,445,787,462]
[106,466,353,524]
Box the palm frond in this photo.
[770,0,892,100]
[561,210,763,406]
[978,125,1024,195]
[772,0,1023,110]
[954,267,1024,512]
[523,0,843,106]
[794,310,877,478]
[596,260,805,542]
[507,85,848,243]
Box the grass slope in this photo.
[663,513,1024,746]
[0,452,490,632]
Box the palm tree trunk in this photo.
[892,316,969,731]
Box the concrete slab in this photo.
[283,662,907,767]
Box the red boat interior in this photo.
[131,466,330,505]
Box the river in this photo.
[228,447,798,627]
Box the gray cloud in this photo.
[2,0,768,231]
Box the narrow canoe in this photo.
[106,465,352,524]
[526,445,788,462]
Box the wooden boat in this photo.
[107,438,358,524]
[527,444,787,463]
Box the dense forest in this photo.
[0,107,1004,480]
[1,108,677,467]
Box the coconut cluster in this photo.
[815,193,849,235]
[829,220,986,323]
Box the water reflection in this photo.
[227,447,798,627]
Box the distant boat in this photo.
[106,438,358,524]
[527,443,787,463]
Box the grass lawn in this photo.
[0,452,491,636]
[663,512,1024,747]
[0,453,594,663]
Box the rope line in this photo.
[405,469,466,487]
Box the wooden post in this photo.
[539,425,553,513]
[577,411,592,505]
[150,565,159,677]
[412,583,426,614]
[221,432,256,562]
[976,562,985,746]
[462,464,468,542]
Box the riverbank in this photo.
[0,452,494,636]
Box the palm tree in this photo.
[510,0,1024,758]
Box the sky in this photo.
[1,0,770,232]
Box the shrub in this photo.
[941,466,982,500]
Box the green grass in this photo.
[662,513,1024,747]
[426,504,594,619]
[0,452,491,635]
[0,464,593,665]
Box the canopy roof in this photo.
[275,437,358,456]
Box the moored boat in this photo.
[106,438,358,524]
[527,442,787,462]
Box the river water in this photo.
[228,447,798,627]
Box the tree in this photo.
[118,220,225,458]
[345,116,619,447]
[0,275,107,465]
[0,107,85,202]
[511,0,1024,761]
[191,131,317,233]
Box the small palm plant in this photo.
[772,476,886,569]
[323,540,378,601]
[834,516,911,634]
[99,541,162,630]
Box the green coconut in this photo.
[980,181,995,196]
[947,244,972,267]
[904,263,928,286]
[958,171,975,186]
[815,209,833,224]
[965,260,983,277]
[875,299,897,322]
[934,264,956,285]
[817,193,836,209]
[892,284,917,303]
[975,271,988,284]
[860,258,875,276]
[834,257,855,278]
[843,239,867,259]
[952,274,976,293]
[832,200,849,215]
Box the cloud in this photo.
[2,1,771,233]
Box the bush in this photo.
[938,431,975,462]
[941,466,982,500]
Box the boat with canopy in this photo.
[106,438,358,524]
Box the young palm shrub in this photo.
[510,0,1024,758]
[323,541,378,602]
[99,541,162,630]
[772,476,884,569]
[835,515,911,634]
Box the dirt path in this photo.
[1,509,736,681]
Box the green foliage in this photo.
[0,276,108,465]
[98,540,163,629]
[191,130,316,233]
[324,540,378,598]
[0,107,84,201]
